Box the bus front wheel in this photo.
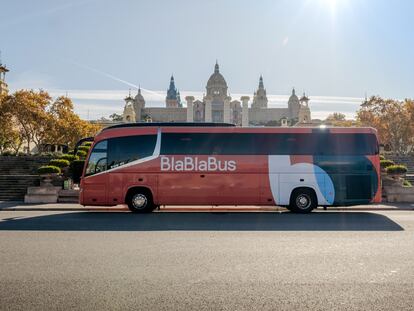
[289,188,317,213]
[126,189,156,213]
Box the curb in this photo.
[0,208,129,212]
[1,207,413,212]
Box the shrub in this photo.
[37,165,61,174]
[83,142,93,147]
[1,150,15,156]
[40,151,63,158]
[49,159,70,168]
[379,155,385,161]
[40,152,54,157]
[70,160,85,183]
[403,180,412,187]
[59,154,79,162]
[380,159,395,169]
[386,165,407,175]
[77,146,90,153]
[76,150,87,159]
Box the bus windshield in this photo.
[85,140,107,176]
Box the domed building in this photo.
[122,62,311,126]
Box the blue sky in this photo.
[1,0,413,120]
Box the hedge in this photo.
[77,146,90,153]
[386,165,407,175]
[70,160,86,183]
[37,165,61,174]
[380,159,395,169]
[83,142,93,147]
[49,159,70,168]
[76,150,87,158]
[59,154,79,162]
[379,155,385,161]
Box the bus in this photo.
[79,123,381,213]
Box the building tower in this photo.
[165,75,181,108]
[133,87,145,121]
[0,57,9,96]
[123,90,136,122]
[298,92,311,123]
[288,88,300,120]
[252,75,268,108]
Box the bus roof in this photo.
[101,122,235,131]
[95,124,378,141]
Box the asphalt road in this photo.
[0,210,413,310]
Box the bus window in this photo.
[107,135,157,169]
[85,140,108,176]
[160,132,378,156]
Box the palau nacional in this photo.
[120,62,312,127]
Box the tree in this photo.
[47,96,102,149]
[326,112,346,121]
[0,94,24,153]
[109,113,123,121]
[2,92,102,154]
[3,90,52,153]
[357,96,414,155]
[325,112,356,127]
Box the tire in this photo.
[289,188,317,213]
[126,189,156,213]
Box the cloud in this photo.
[282,37,289,46]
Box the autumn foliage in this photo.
[0,90,102,154]
[357,96,414,155]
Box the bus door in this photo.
[81,140,108,205]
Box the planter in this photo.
[383,184,414,203]
[387,173,406,180]
[40,173,59,187]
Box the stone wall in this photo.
[143,107,187,122]
[249,108,290,124]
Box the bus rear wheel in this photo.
[289,188,317,213]
[127,190,156,213]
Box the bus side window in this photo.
[108,135,157,168]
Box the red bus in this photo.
[79,123,381,213]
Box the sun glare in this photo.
[320,0,348,12]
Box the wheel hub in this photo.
[132,194,147,209]
[296,194,311,209]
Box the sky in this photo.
[1,0,413,120]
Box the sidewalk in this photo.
[0,201,413,212]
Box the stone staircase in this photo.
[386,155,414,184]
[0,156,50,201]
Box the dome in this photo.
[289,88,299,101]
[206,62,227,89]
[135,87,145,102]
